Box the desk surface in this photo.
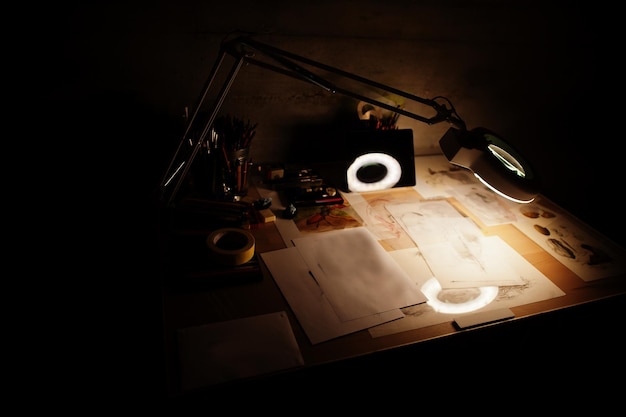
[158,157,626,398]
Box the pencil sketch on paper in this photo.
[448,183,517,226]
[341,188,421,251]
[412,154,475,199]
[513,200,626,281]
[385,199,524,288]
[412,154,517,226]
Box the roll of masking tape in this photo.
[206,228,256,266]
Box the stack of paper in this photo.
[261,227,427,344]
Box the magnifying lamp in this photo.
[159,35,539,205]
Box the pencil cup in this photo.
[220,147,252,201]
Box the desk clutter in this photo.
[166,196,274,230]
[164,154,626,393]
[261,165,344,207]
[251,155,626,344]
[162,196,276,290]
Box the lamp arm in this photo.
[160,35,471,205]
[161,49,248,204]
[160,37,536,204]
[227,36,466,129]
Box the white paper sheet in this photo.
[261,247,404,344]
[177,311,304,390]
[368,246,566,338]
[291,227,427,321]
[412,154,476,199]
[386,199,524,288]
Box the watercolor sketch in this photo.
[292,197,363,234]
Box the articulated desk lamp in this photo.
[160,35,539,206]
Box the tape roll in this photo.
[206,228,256,266]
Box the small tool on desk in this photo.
[253,197,272,210]
[283,203,297,219]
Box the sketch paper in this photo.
[448,183,518,226]
[511,200,626,281]
[177,311,304,390]
[291,227,427,321]
[386,199,524,288]
[412,154,476,199]
[261,247,404,344]
[342,188,421,251]
[412,154,516,227]
[368,246,566,338]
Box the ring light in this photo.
[346,152,402,192]
[420,277,499,314]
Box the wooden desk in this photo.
[158,174,626,400]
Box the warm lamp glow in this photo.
[439,127,539,204]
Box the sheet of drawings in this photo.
[260,156,624,338]
[511,199,626,281]
[342,187,421,251]
[385,199,525,288]
[412,154,517,226]
[343,194,567,338]
[412,155,626,281]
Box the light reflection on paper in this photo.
[385,199,524,288]
[369,247,566,338]
[420,277,498,314]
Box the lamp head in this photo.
[439,127,539,204]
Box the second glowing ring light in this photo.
[420,277,499,314]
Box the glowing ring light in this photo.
[420,277,498,314]
[346,152,402,192]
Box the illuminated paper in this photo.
[386,199,524,288]
[291,227,427,321]
[261,247,404,344]
[368,246,566,338]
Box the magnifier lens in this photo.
[487,144,526,178]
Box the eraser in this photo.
[258,208,276,223]
[454,308,514,329]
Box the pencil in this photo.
[237,161,242,192]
